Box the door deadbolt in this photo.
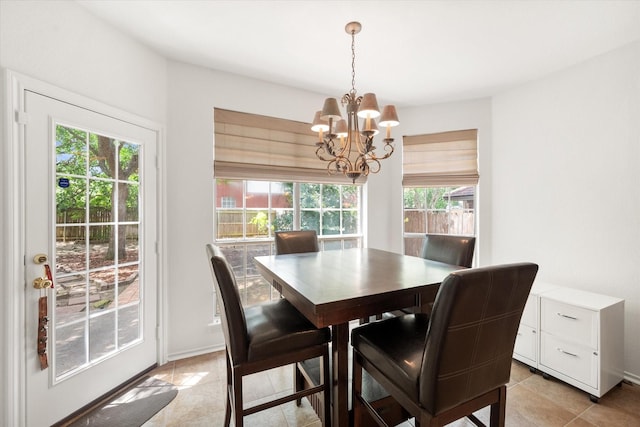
[33,254,48,264]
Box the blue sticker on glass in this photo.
[58,178,70,188]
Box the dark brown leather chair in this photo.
[421,233,476,267]
[275,230,320,254]
[273,230,329,421]
[380,234,476,320]
[351,262,538,427]
[206,244,331,427]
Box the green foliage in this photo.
[403,187,453,210]
[321,185,340,208]
[55,126,140,210]
[272,210,293,232]
[300,183,320,208]
[301,210,320,233]
[249,211,270,234]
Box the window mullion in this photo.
[293,183,301,230]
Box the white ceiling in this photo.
[77,0,640,107]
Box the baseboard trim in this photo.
[624,371,640,386]
[167,344,224,362]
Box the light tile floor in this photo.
[144,351,640,427]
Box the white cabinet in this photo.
[538,287,624,401]
[513,283,624,401]
[513,282,559,369]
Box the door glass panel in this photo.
[88,135,115,178]
[124,225,139,262]
[123,183,139,221]
[55,323,86,377]
[56,125,87,174]
[119,265,140,304]
[89,225,113,269]
[118,304,140,348]
[53,124,143,381]
[55,273,86,324]
[89,313,116,360]
[89,269,116,313]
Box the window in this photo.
[402,129,478,257]
[214,179,362,311]
[212,108,364,316]
[403,186,475,256]
[220,196,235,208]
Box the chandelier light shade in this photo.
[312,21,400,183]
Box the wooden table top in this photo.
[254,247,463,328]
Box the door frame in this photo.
[1,69,167,427]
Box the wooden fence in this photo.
[404,209,475,257]
[56,208,138,242]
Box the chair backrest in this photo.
[420,234,476,267]
[420,262,538,414]
[275,230,319,255]
[206,244,249,363]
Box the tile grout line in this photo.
[563,404,594,427]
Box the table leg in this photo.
[331,322,350,427]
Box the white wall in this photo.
[0,1,167,123]
[492,41,640,381]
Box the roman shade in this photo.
[214,108,361,184]
[402,129,479,187]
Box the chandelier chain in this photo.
[350,29,356,95]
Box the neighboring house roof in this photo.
[445,186,475,200]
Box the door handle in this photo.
[33,264,54,289]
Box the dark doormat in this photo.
[69,376,178,427]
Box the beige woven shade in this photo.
[402,129,479,187]
[214,108,360,184]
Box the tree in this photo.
[55,125,139,261]
[92,135,138,260]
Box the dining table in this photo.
[253,247,464,427]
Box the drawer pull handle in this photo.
[556,312,578,320]
[557,347,578,357]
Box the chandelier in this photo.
[312,21,400,183]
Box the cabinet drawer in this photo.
[514,324,536,362]
[541,298,598,347]
[540,332,598,388]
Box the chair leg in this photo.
[352,351,364,427]
[224,353,232,427]
[294,363,304,406]
[232,368,244,427]
[489,385,506,427]
[322,352,331,427]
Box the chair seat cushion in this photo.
[245,299,330,362]
[351,314,430,401]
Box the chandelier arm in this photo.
[370,141,395,161]
[316,144,338,162]
[361,156,380,175]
